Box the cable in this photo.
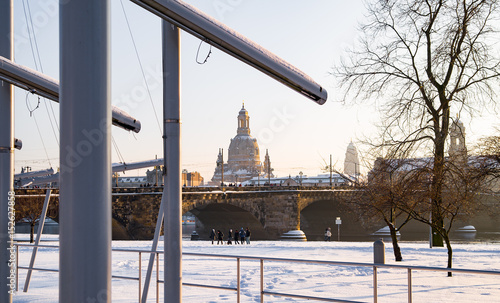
[112,136,126,164]
[42,99,60,146]
[26,0,61,136]
[26,1,44,73]
[196,39,212,64]
[23,0,60,149]
[22,1,38,71]
[32,111,53,169]
[26,93,40,117]
[120,0,163,136]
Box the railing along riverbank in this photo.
[14,243,500,302]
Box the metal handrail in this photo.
[14,243,500,302]
[14,243,146,302]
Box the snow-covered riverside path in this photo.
[11,237,500,302]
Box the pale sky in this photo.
[11,0,500,182]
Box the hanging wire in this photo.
[31,110,53,168]
[196,39,212,64]
[26,1,44,74]
[26,93,40,117]
[26,0,60,135]
[112,135,126,164]
[23,0,60,147]
[22,1,38,70]
[120,0,163,136]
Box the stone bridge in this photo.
[14,187,360,240]
[14,187,500,241]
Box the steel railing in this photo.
[14,243,500,302]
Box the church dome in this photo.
[228,136,260,163]
[228,104,260,174]
[239,105,248,115]
[211,104,265,184]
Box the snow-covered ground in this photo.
[11,235,500,302]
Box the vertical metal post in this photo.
[237,258,240,303]
[407,269,412,303]
[156,252,160,303]
[139,252,142,302]
[0,1,13,301]
[373,266,378,303]
[162,20,182,303]
[260,259,264,302]
[24,189,52,291]
[59,1,111,302]
[15,246,18,292]
[329,154,332,188]
[142,198,164,302]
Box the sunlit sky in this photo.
[11,0,500,182]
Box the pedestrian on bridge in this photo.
[227,229,233,245]
[234,228,240,244]
[239,228,246,244]
[245,227,251,244]
[324,227,332,242]
[217,230,224,245]
[210,229,216,244]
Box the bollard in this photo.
[374,239,385,264]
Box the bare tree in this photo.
[477,133,500,178]
[340,146,427,262]
[16,195,45,243]
[335,0,500,271]
[404,153,492,275]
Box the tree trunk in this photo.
[443,231,453,277]
[431,122,448,247]
[388,224,402,261]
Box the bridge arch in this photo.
[299,198,366,241]
[186,202,268,240]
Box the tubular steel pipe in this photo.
[0,1,14,301]
[23,189,52,292]
[260,259,264,302]
[59,1,112,301]
[0,56,141,133]
[408,269,412,303]
[162,21,182,302]
[237,258,241,303]
[130,0,327,105]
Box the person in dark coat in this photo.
[239,228,245,244]
[245,227,251,244]
[234,228,240,244]
[209,229,216,244]
[227,229,233,245]
[217,230,224,245]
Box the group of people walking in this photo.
[210,227,251,245]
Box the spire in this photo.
[344,142,360,176]
[449,117,467,158]
[263,149,273,178]
[237,104,250,135]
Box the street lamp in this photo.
[336,217,342,241]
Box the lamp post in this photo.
[336,217,342,241]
